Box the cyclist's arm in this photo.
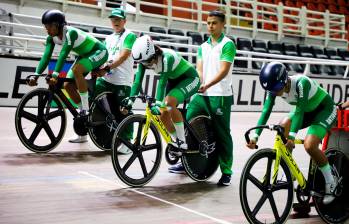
[130,63,146,97]
[155,74,168,102]
[35,36,55,75]
[109,33,136,69]
[288,78,311,140]
[53,30,78,78]
[253,93,275,140]
[197,46,203,81]
[155,53,174,102]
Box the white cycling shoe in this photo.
[118,143,132,155]
[69,135,88,143]
[323,175,339,205]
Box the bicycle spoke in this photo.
[42,122,56,143]
[21,111,38,123]
[248,173,265,191]
[252,193,268,217]
[46,110,63,120]
[118,137,134,151]
[142,144,158,152]
[138,153,148,177]
[122,153,138,173]
[268,194,281,222]
[28,124,43,144]
[272,181,290,192]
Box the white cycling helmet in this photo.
[132,35,156,63]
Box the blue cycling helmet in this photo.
[259,62,288,92]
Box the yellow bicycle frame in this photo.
[141,106,172,145]
[272,135,307,189]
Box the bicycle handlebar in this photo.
[25,74,76,84]
[244,125,288,148]
[129,95,156,105]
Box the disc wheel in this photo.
[313,148,349,224]
[88,92,118,151]
[182,115,219,182]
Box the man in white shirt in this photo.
[169,10,236,186]
[70,8,136,154]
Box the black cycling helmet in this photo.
[41,9,66,27]
[259,62,288,93]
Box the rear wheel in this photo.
[239,148,294,224]
[182,116,219,182]
[88,92,118,151]
[313,148,349,224]
[111,114,162,187]
[15,88,66,153]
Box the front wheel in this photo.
[313,148,349,224]
[111,114,162,187]
[239,148,294,224]
[15,88,66,153]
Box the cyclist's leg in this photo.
[64,59,81,105]
[279,116,291,137]
[166,73,200,145]
[64,80,80,105]
[73,47,108,112]
[305,99,337,204]
[206,96,233,177]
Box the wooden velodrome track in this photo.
[0,107,332,224]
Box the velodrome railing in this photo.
[1,31,348,78]
[17,0,348,45]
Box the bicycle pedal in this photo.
[310,191,323,198]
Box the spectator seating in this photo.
[283,42,304,73]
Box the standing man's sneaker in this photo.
[168,163,186,174]
[117,143,132,155]
[217,174,231,186]
[69,135,88,143]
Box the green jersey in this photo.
[255,75,331,140]
[35,26,104,77]
[131,48,196,102]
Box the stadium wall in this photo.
[1,55,349,112]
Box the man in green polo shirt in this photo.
[169,10,236,186]
[91,8,137,153]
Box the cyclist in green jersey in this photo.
[246,62,338,205]
[28,9,108,118]
[121,35,200,151]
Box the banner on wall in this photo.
[1,56,349,112]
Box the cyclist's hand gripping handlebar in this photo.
[244,125,288,149]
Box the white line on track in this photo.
[78,171,233,224]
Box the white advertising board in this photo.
[1,56,349,112]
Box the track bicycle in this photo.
[15,74,124,153]
[240,124,349,224]
[111,94,219,187]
